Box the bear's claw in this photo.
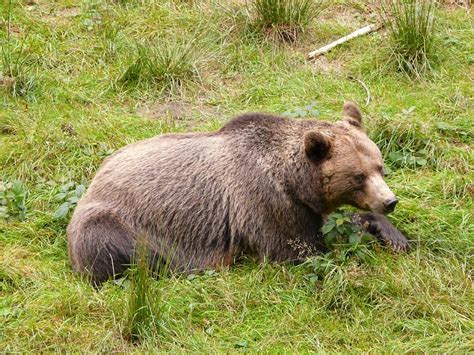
[353,212,409,252]
[382,229,409,252]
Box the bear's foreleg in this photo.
[350,212,409,252]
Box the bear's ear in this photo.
[343,101,363,128]
[304,131,331,163]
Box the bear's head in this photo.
[303,102,398,215]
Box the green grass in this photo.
[378,0,438,77]
[117,38,199,94]
[1,0,473,352]
[125,235,164,342]
[252,0,325,42]
[1,0,39,98]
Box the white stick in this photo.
[308,24,380,59]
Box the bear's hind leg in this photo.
[68,206,135,286]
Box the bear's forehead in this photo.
[356,139,382,158]
[336,129,383,161]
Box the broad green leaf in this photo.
[235,340,248,348]
[349,234,360,245]
[75,185,86,197]
[321,222,335,235]
[54,192,67,201]
[54,202,70,219]
[416,158,427,166]
[336,223,346,234]
[0,206,8,219]
[68,196,79,204]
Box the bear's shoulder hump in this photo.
[219,113,288,133]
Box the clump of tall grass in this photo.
[252,0,324,42]
[1,47,39,98]
[378,0,437,77]
[1,0,38,98]
[125,235,166,342]
[118,39,199,94]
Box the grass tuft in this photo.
[378,0,438,77]
[118,39,199,94]
[125,235,163,342]
[0,0,39,99]
[1,48,39,98]
[252,0,324,42]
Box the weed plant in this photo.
[0,180,28,221]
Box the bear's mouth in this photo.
[353,202,390,215]
[368,204,395,215]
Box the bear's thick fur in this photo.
[68,103,408,284]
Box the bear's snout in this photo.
[361,174,398,215]
[383,197,398,214]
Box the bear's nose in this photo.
[383,197,398,213]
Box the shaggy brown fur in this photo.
[67,102,408,284]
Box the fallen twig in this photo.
[348,76,371,106]
[308,24,382,59]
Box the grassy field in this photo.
[1,0,473,352]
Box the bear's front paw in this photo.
[380,228,409,252]
[356,213,410,253]
[369,218,409,252]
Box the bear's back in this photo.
[219,112,290,134]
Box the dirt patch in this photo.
[0,76,16,88]
[442,0,471,9]
[311,56,345,74]
[34,5,82,27]
[320,4,375,28]
[137,102,193,121]
[1,125,16,135]
[136,101,221,129]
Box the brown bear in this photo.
[67,102,408,285]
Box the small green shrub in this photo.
[305,212,377,313]
[321,211,375,253]
[118,39,199,94]
[379,0,437,77]
[252,0,324,42]
[0,180,28,221]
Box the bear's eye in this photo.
[378,166,385,176]
[354,173,366,184]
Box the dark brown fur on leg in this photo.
[351,212,409,252]
[68,205,135,286]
